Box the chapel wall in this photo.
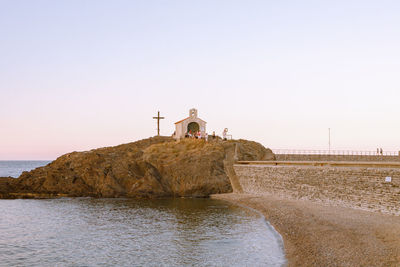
[175,124,184,139]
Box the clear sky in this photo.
[1,0,400,160]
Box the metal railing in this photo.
[272,149,400,156]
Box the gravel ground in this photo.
[212,193,400,267]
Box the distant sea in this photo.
[0,160,51,178]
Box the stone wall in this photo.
[234,163,400,215]
[275,154,400,162]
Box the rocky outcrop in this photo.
[0,137,273,198]
[0,177,16,198]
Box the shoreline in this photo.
[212,193,400,267]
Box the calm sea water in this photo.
[0,162,286,267]
[0,161,51,178]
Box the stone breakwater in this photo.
[234,162,400,215]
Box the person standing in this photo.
[380,148,383,155]
[205,133,208,142]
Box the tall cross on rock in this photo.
[153,111,165,136]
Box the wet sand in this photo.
[212,193,400,267]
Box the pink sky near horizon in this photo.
[1,1,400,160]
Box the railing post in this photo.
[272,149,400,158]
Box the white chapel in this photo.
[173,108,207,140]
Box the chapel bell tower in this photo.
[189,108,198,118]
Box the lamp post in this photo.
[328,128,331,154]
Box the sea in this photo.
[0,160,52,178]
[0,161,286,267]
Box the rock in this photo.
[0,137,273,198]
[0,177,17,198]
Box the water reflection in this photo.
[0,198,286,267]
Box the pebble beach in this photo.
[212,193,400,267]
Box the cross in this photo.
[153,111,165,136]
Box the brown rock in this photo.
[0,177,17,198]
[0,137,271,198]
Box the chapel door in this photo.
[187,122,200,133]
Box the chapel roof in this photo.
[174,117,190,124]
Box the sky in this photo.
[1,0,400,160]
